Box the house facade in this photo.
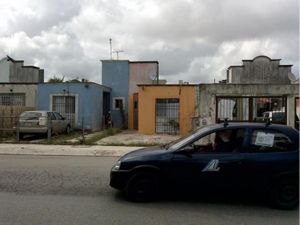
[194,84,299,129]
[194,55,299,129]
[37,82,111,131]
[101,60,159,129]
[138,85,196,135]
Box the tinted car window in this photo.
[54,112,63,120]
[20,112,42,119]
[49,112,56,120]
[249,129,297,152]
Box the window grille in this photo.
[155,98,180,134]
[52,96,76,126]
[0,93,25,106]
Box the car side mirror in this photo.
[175,145,195,157]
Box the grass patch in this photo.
[37,128,120,145]
[35,131,83,145]
[99,141,162,147]
[83,128,120,145]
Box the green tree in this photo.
[48,75,65,83]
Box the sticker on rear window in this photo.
[255,132,274,147]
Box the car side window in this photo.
[187,128,245,153]
[249,129,297,152]
[50,112,56,120]
[54,112,63,120]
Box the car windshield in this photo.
[165,126,212,150]
[20,112,42,120]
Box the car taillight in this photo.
[39,117,47,126]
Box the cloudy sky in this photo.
[0,0,298,84]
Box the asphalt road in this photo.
[0,155,298,225]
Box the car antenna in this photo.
[224,118,229,127]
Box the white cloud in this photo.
[0,0,298,84]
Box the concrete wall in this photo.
[228,56,292,84]
[10,65,42,83]
[37,83,111,131]
[0,58,10,82]
[0,56,44,83]
[0,83,38,107]
[101,60,129,128]
[128,62,158,129]
[196,84,299,128]
[138,85,196,135]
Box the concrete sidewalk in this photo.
[0,144,144,157]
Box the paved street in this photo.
[0,155,298,225]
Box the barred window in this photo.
[0,93,25,106]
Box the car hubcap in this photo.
[281,185,297,202]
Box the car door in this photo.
[53,112,65,133]
[169,128,247,192]
[241,128,299,192]
[49,112,59,133]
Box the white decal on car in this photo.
[202,159,220,172]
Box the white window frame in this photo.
[113,97,125,110]
[49,93,79,126]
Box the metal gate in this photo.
[216,96,287,124]
[52,96,76,127]
[295,97,300,129]
[155,98,179,134]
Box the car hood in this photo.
[121,146,168,161]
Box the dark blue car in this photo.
[110,122,299,209]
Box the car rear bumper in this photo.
[19,127,48,134]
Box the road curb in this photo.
[0,144,145,157]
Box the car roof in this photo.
[22,110,55,113]
[206,122,295,131]
[21,111,58,115]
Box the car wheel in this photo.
[125,172,158,202]
[19,133,24,140]
[269,179,299,210]
[66,125,71,134]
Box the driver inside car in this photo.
[213,129,239,152]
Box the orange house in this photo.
[137,84,197,135]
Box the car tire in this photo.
[125,172,158,202]
[66,125,71,134]
[269,179,299,210]
[19,133,24,140]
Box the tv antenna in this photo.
[113,50,124,60]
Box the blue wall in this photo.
[102,60,129,128]
[37,82,111,131]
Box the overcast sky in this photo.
[0,0,298,84]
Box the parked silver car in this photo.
[262,111,285,123]
[18,111,71,138]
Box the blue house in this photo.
[37,82,111,131]
[101,60,159,129]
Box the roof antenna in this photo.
[113,50,124,60]
[224,118,229,127]
[266,118,271,126]
[109,38,113,60]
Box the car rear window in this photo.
[249,129,297,152]
[20,112,43,119]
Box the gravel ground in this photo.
[97,130,180,146]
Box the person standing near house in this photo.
[105,111,113,128]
